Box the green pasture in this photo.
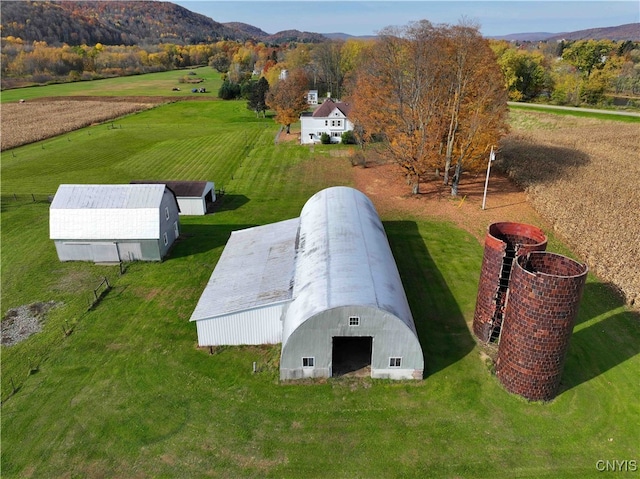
[0,66,222,102]
[1,97,639,478]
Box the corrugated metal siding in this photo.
[50,184,168,240]
[282,187,416,345]
[195,303,285,346]
[50,207,159,240]
[177,198,206,215]
[190,218,299,323]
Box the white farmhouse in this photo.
[300,98,354,145]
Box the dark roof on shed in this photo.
[131,180,211,197]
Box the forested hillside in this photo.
[0,1,326,45]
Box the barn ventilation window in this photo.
[349,316,360,326]
[173,221,179,238]
[302,357,315,368]
[163,232,168,246]
[165,206,170,220]
[389,357,402,368]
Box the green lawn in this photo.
[0,66,222,102]
[1,95,639,478]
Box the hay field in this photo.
[1,97,162,150]
[499,111,639,308]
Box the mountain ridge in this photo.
[1,2,637,45]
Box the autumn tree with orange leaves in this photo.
[348,20,508,195]
[266,68,310,134]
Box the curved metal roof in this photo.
[282,186,416,345]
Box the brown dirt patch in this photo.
[352,160,546,243]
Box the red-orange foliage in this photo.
[265,69,310,133]
[348,20,508,195]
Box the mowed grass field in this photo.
[0,66,222,102]
[1,75,639,478]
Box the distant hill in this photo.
[224,22,326,43]
[0,1,326,45]
[491,23,640,42]
[547,23,640,41]
[1,2,636,46]
[223,22,271,40]
[322,33,378,41]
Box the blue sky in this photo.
[172,1,639,37]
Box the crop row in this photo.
[499,113,639,307]
[1,99,158,150]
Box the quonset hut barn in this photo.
[50,184,180,262]
[190,186,424,380]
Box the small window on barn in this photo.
[173,221,179,238]
[349,316,360,326]
[389,357,402,368]
[302,357,315,368]
[163,232,168,246]
[165,206,170,221]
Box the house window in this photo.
[163,232,168,246]
[336,120,342,127]
[349,316,360,326]
[302,357,315,368]
[331,120,336,127]
[389,357,402,368]
[325,120,328,126]
[165,206,170,220]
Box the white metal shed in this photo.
[131,180,215,215]
[50,184,180,262]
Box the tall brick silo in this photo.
[495,252,588,401]
[472,222,548,342]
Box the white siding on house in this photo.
[300,105,354,145]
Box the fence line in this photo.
[1,272,121,404]
[1,193,54,204]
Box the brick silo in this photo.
[472,222,548,342]
[495,252,588,401]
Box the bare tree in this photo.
[312,40,345,98]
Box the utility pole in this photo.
[482,146,495,210]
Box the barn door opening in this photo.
[332,336,373,377]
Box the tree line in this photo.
[3,32,638,108]
[3,26,638,197]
